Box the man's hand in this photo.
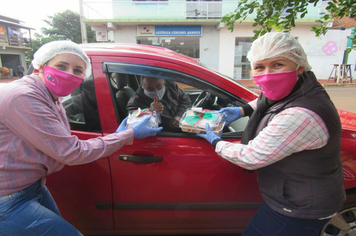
[150,95,164,113]
[169,116,180,129]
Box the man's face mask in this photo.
[144,86,166,100]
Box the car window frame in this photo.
[103,61,249,139]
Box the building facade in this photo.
[0,15,33,78]
[80,0,355,82]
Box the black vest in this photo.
[254,72,345,219]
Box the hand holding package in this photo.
[179,107,225,135]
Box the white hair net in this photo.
[247,32,312,72]
[32,40,91,78]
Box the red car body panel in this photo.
[110,137,261,234]
[45,43,356,235]
[338,110,356,190]
[47,132,113,232]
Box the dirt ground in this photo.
[324,86,356,113]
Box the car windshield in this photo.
[199,63,255,94]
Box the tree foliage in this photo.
[42,10,96,43]
[26,10,96,64]
[222,0,356,49]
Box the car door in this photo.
[46,69,114,234]
[101,59,263,235]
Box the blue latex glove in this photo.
[218,107,242,126]
[115,117,128,133]
[197,123,222,144]
[131,116,163,139]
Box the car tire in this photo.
[320,189,356,236]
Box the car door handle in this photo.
[119,155,163,163]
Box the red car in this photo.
[45,43,356,236]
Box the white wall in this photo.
[114,26,137,43]
[292,27,352,80]
[216,24,352,80]
[217,24,257,78]
[218,27,236,77]
[199,25,220,70]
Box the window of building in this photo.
[186,0,222,19]
[137,36,200,58]
[234,37,253,80]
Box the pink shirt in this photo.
[216,99,329,170]
[0,75,134,196]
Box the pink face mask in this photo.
[253,70,298,101]
[43,65,84,97]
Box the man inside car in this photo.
[127,76,191,132]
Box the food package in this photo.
[179,107,225,135]
[127,108,160,128]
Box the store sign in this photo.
[96,31,108,41]
[137,25,202,36]
[137,26,155,36]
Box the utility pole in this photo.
[79,0,88,43]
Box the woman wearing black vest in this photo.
[198,32,345,236]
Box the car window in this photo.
[62,75,102,132]
[177,81,250,133]
[103,62,249,138]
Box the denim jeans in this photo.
[242,202,329,236]
[0,180,83,236]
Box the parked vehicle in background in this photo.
[42,43,356,236]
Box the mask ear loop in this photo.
[37,64,47,74]
[296,65,300,81]
[296,64,306,76]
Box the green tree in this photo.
[42,10,96,44]
[222,0,356,49]
[26,10,96,64]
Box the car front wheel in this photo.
[321,191,356,236]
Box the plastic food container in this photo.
[179,107,225,135]
[127,108,160,128]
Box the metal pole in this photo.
[79,0,88,43]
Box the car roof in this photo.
[80,43,199,65]
[80,43,259,102]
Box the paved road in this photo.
[324,86,356,113]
